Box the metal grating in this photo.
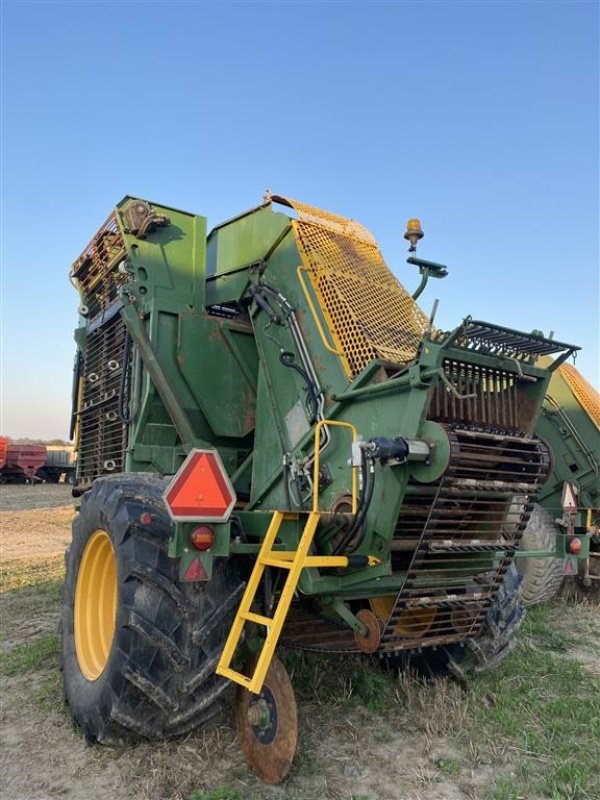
[278,195,428,376]
[381,426,550,650]
[459,320,577,359]
[76,313,130,485]
[429,359,523,430]
[558,363,600,431]
[71,213,128,319]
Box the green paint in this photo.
[70,194,574,640]
[535,365,600,528]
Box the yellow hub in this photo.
[370,596,437,638]
[74,529,118,680]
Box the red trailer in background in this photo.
[1,444,47,483]
[0,437,8,471]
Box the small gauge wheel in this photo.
[235,654,298,784]
[353,608,382,653]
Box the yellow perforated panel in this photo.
[278,196,428,377]
[559,363,600,431]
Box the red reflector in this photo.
[140,512,153,526]
[182,557,207,581]
[164,449,236,522]
[190,525,214,551]
[568,537,582,555]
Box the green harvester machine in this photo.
[519,362,600,604]
[63,193,587,782]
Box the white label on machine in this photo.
[561,482,578,512]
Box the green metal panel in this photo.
[178,312,258,439]
[70,192,577,654]
[535,365,600,522]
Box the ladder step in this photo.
[242,611,274,627]
[261,556,294,569]
[217,666,255,690]
[262,553,366,569]
[217,509,323,694]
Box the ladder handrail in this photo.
[312,419,358,514]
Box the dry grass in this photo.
[0,553,64,591]
[0,489,598,800]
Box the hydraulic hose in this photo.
[332,456,376,555]
[69,350,83,441]
[118,332,134,425]
[279,350,319,423]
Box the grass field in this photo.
[1,490,598,800]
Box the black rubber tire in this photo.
[378,643,465,678]
[452,562,525,676]
[380,563,525,678]
[61,473,243,743]
[517,504,564,607]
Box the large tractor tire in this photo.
[381,563,525,678]
[61,473,243,743]
[457,561,525,674]
[517,503,564,606]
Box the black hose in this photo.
[69,350,83,440]
[293,474,306,511]
[332,457,375,555]
[283,461,293,510]
[279,350,320,423]
[118,332,134,425]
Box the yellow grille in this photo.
[559,363,600,431]
[279,196,428,377]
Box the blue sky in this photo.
[1,0,598,439]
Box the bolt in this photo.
[246,698,271,729]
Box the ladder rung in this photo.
[217,666,254,689]
[262,554,355,569]
[242,611,274,626]
[217,509,323,694]
[261,556,294,569]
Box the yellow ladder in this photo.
[216,420,369,694]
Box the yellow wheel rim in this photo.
[370,595,437,638]
[74,529,118,680]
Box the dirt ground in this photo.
[0,484,74,512]
[1,486,598,800]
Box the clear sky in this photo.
[1,0,598,440]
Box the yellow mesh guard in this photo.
[281,196,429,377]
[559,363,600,431]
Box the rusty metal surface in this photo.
[281,424,550,656]
[380,425,550,650]
[70,213,128,319]
[235,654,297,784]
[353,608,382,653]
[281,607,358,653]
[430,359,523,429]
[457,320,576,359]
[76,313,130,485]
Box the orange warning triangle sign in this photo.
[164,449,236,521]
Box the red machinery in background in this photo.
[0,439,47,483]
